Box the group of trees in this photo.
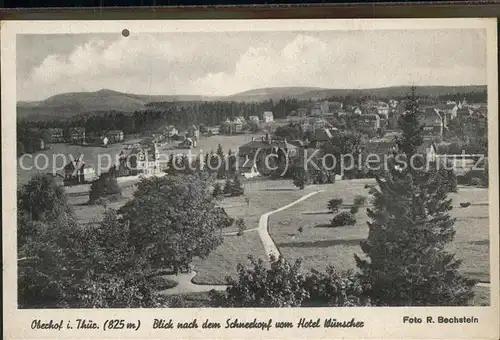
[327,196,367,228]
[88,171,122,204]
[18,174,233,308]
[214,176,244,198]
[209,255,370,307]
[444,115,488,155]
[16,126,52,156]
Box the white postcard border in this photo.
[2,18,499,340]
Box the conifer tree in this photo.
[216,144,226,179]
[355,86,476,306]
[223,179,232,196]
[231,176,244,197]
[212,182,223,199]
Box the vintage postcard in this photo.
[2,18,499,339]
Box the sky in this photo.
[17,29,487,102]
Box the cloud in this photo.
[17,30,487,101]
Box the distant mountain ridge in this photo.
[17,85,487,121]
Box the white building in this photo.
[249,115,260,123]
[137,143,161,176]
[262,111,274,123]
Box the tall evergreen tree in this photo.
[216,144,226,179]
[355,86,476,306]
[231,176,244,197]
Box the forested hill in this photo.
[17,85,486,121]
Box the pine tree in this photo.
[355,86,477,306]
[231,176,244,197]
[212,182,223,199]
[166,154,175,174]
[292,166,309,190]
[223,179,232,196]
[216,144,226,179]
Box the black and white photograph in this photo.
[2,18,499,340]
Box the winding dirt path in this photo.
[158,190,324,295]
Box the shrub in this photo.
[89,173,122,204]
[331,212,356,227]
[327,198,343,214]
[470,177,484,187]
[235,218,246,236]
[212,255,309,307]
[303,267,371,307]
[150,276,178,290]
[298,226,303,234]
[353,195,367,207]
[166,295,188,308]
[460,202,471,208]
[350,206,359,214]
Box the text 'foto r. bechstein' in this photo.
[16,27,491,310]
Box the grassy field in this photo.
[191,232,266,285]
[268,180,490,284]
[17,141,135,187]
[192,179,319,283]
[69,185,136,224]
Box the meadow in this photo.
[268,180,490,283]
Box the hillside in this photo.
[17,89,216,120]
[225,86,326,102]
[17,85,487,121]
[293,85,487,101]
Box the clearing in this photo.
[268,180,490,283]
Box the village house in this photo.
[176,130,187,141]
[309,127,339,147]
[238,133,299,159]
[376,101,390,119]
[205,126,220,136]
[179,137,197,149]
[69,127,86,145]
[101,136,109,147]
[434,103,457,125]
[239,158,260,179]
[137,143,161,175]
[301,117,333,133]
[164,125,179,138]
[63,156,96,185]
[297,108,308,117]
[310,102,323,116]
[46,128,64,143]
[362,137,438,170]
[352,106,363,115]
[107,130,124,143]
[357,114,381,134]
[187,125,200,140]
[418,108,444,137]
[456,106,473,119]
[262,111,274,123]
[249,115,260,123]
[388,99,399,108]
